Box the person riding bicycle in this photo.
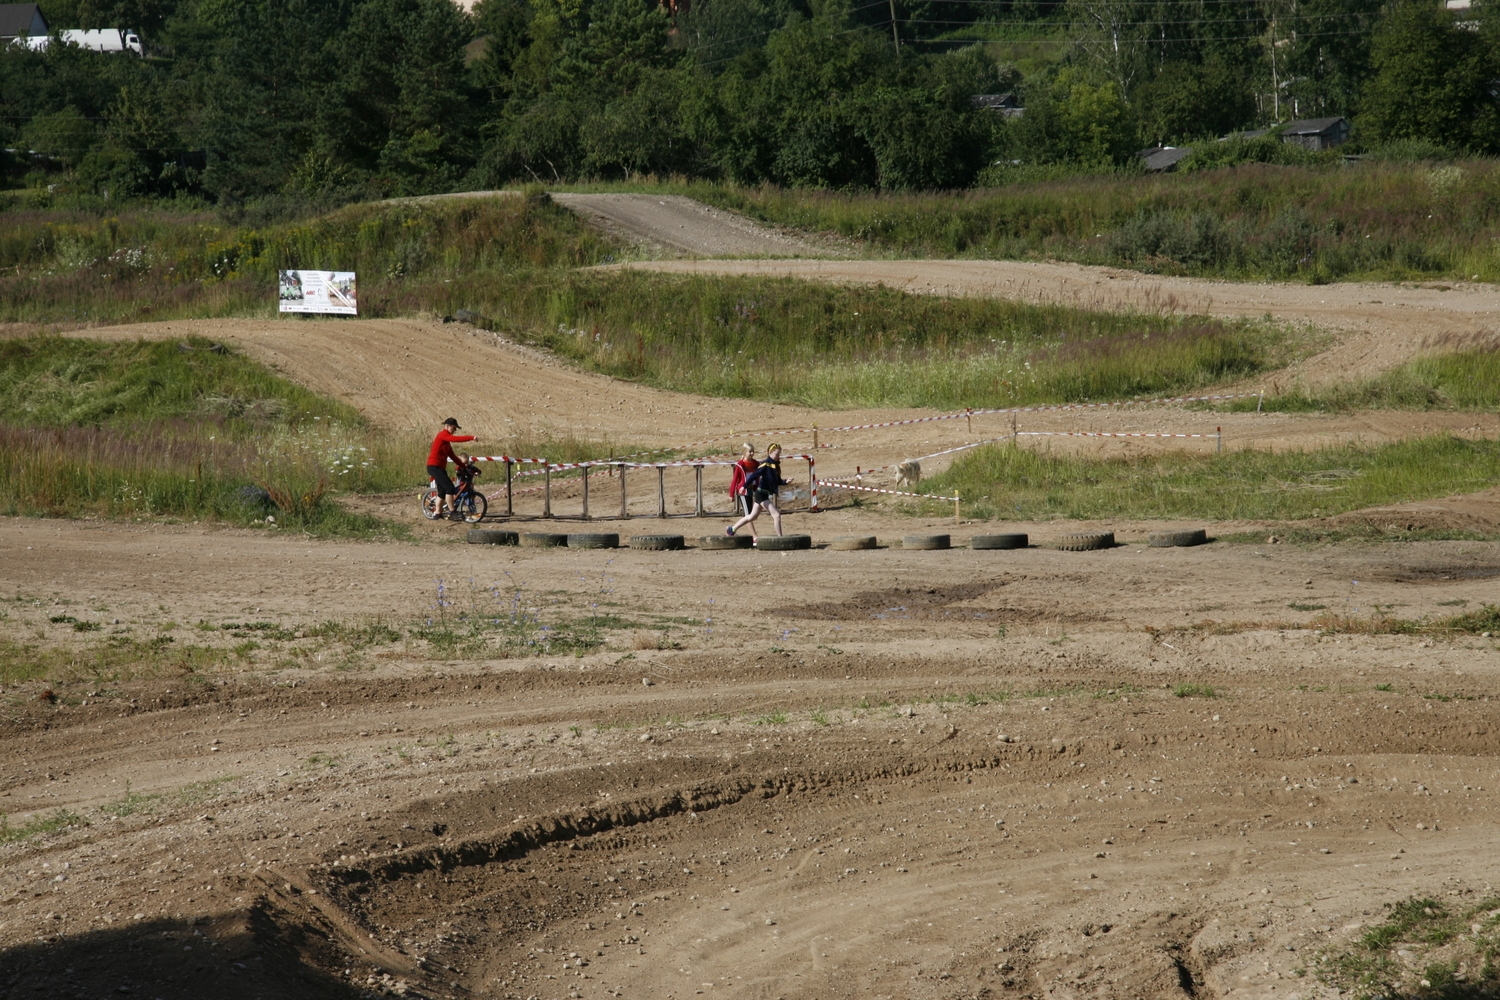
[427,417,479,519]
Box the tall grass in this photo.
[683,161,1500,281]
[0,194,615,325]
[0,335,364,425]
[0,421,403,535]
[412,271,1304,410]
[921,435,1500,521]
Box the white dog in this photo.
[896,460,921,487]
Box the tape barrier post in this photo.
[657,466,667,518]
[543,463,552,518]
[505,459,513,517]
[1258,392,1265,413]
[966,408,973,434]
[582,465,590,521]
[694,464,704,517]
[808,455,818,511]
[619,463,628,519]
[954,492,960,525]
[1217,427,1223,456]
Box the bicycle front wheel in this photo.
[463,492,488,523]
[421,490,442,520]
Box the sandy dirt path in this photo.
[4,516,1500,999]
[611,258,1500,388]
[551,194,835,258]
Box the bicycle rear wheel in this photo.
[462,492,488,523]
[420,489,442,520]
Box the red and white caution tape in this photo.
[491,391,1262,466]
[819,481,958,502]
[1016,431,1218,439]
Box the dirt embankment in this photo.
[610,256,1500,390]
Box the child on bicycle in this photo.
[427,417,479,519]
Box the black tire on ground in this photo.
[971,533,1028,550]
[699,535,754,550]
[903,534,951,550]
[631,534,685,551]
[467,529,518,545]
[1058,531,1115,551]
[829,535,877,551]
[567,533,620,549]
[1148,529,1208,548]
[520,532,568,548]
[756,534,812,551]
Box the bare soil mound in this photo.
[1323,484,1500,534]
[5,516,1500,999]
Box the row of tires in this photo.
[466,528,1208,551]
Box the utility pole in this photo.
[889,0,900,55]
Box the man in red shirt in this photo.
[427,417,478,518]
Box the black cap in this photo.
[443,417,461,429]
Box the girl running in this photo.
[726,443,788,538]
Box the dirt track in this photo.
[7,196,1500,1000]
[551,194,835,258]
[4,515,1500,1000]
[69,316,1500,496]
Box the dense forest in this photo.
[2,0,1498,203]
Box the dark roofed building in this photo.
[971,93,1025,118]
[0,3,47,39]
[1137,146,1194,172]
[1279,117,1350,151]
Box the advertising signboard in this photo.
[278,270,358,315]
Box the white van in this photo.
[20,29,144,55]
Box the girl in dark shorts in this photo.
[726,443,788,538]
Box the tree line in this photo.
[2,0,1498,203]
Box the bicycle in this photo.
[421,461,487,523]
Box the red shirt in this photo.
[427,429,475,467]
[729,458,758,498]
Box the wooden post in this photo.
[657,466,667,518]
[694,464,704,516]
[619,463,628,519]
[582,465,590,521]
[954,493,960,525]
[1216,427,1222,456]
[966,408,972,435]
[543,463,552,518]
[813,426,819,450]
[1011,412,1018,446]
[505,459,513,517]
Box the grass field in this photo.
[0,193,613,326]
[448,271,1307,410]
[919,435,1500,522]
[681,161,1500,282]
